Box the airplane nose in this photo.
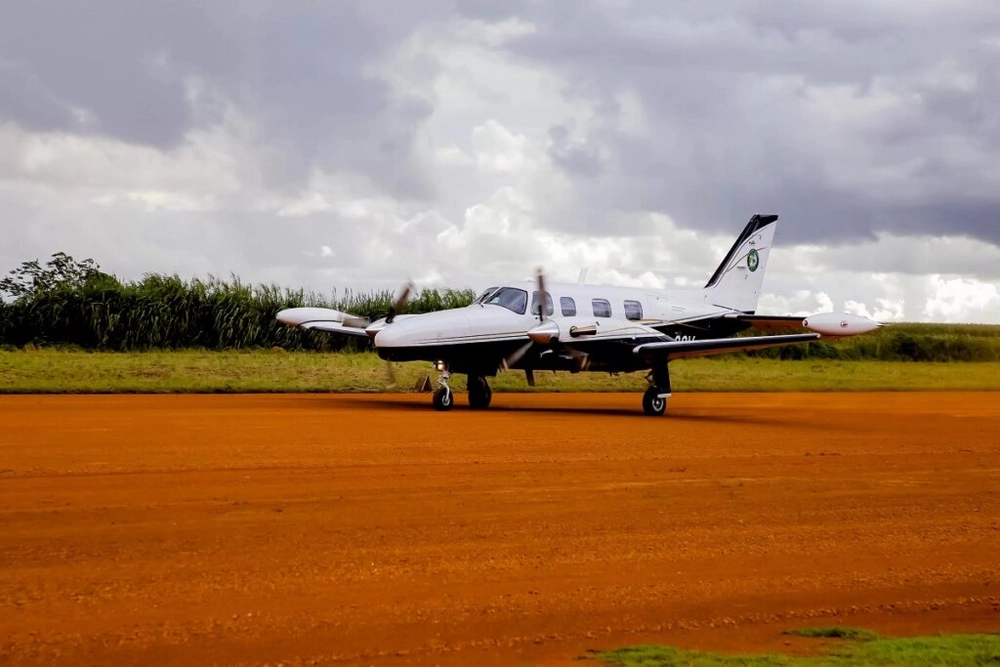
[374,310,470,349]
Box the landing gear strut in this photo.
[432,364,453,411]
[643,365,671,417]
[467,375,492,410]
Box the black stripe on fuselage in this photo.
[377,336,666,376]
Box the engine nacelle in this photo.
[803,312,881,337]
[526,320,560,344]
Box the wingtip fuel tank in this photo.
[803,312,881,336]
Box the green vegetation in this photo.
[1,350,999,394]
[597,631,1000,666]
[2,253,999,362]
[783,627,880,641]
[749,323,1000,362]
[0,253,474,351]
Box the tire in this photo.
[433,386,453,411]
[642,386,667,416]
[467,376,492,410]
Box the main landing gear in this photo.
[467,375,492,410]
[643,365,672,417]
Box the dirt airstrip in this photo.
[1,392,998,666]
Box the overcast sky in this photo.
[2,1,999,322]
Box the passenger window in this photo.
[624,300,643,321]
[560,296,577,317]
[530,291,554,317]
[592,298,612,318]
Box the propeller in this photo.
[535,267,548,323]
[502,267,552,370]
[381,280,414,389]
[385,280,414,324]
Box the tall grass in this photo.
[1,264,998,360]
[0,274,475,351]
[746,323,1000,362]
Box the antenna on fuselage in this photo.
[577,268,588,284]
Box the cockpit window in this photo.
[475,287,500,304]
[482,287,527,315]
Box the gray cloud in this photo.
[0,1,438,195]
[1,1,999,323]
[484,1,1000,244]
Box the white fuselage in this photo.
[371,281,730,351]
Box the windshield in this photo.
[480,286,527,315]
[474,287,500,304]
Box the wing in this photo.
[722,314,805,332]
[276,307,373,339]
[296,321,372,338]
[633,333,820,362]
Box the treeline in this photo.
[0,253,474,351]
[2,254,999,360]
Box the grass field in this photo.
[1,349,999,393]
[598,630,1000,666]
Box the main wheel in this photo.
[642,386,667,416]
[467,376,492,410]
[432,386,453,411]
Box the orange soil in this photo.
[0,392,998,666]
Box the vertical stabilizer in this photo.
[703,214,778,313]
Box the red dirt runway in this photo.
[1,392,998,665]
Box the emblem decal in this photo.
[747,248,759,272]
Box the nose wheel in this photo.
[432,385,453,410]
[432,364,453,411]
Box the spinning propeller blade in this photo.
[535,267,547,322]
[386,280,414,324]
[503,267,550,370]
[383,279,414,385]
[503,340,535,369]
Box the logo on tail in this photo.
[747,249,760,272]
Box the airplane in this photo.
[276,214,880,414]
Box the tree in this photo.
[0,252,117,301]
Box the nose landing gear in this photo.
[432,363,453,411]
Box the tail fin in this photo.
[703,213,778,313]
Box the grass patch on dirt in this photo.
[597,631,1000,666]
[783,626,880,641]
[1,349,1000,394]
